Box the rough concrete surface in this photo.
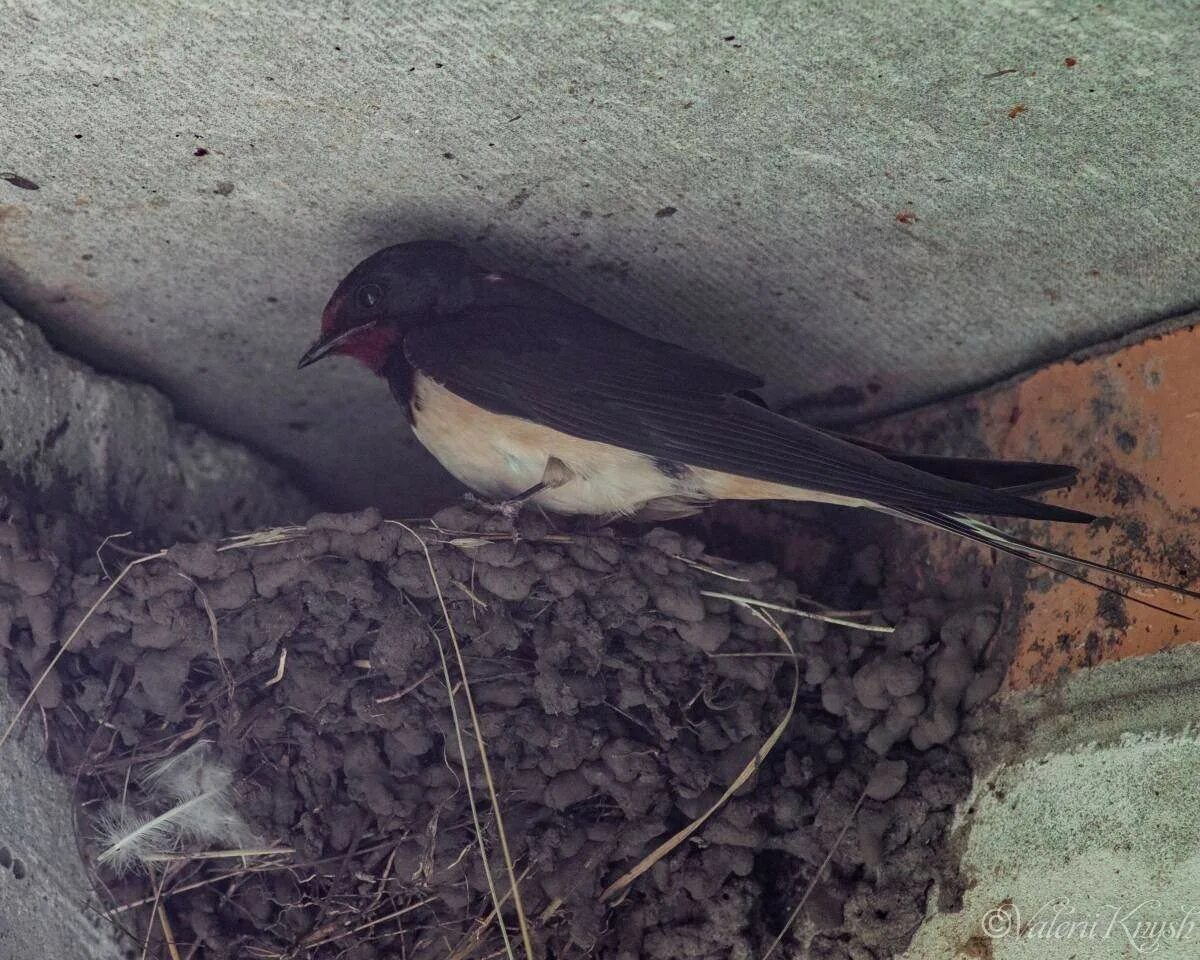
[905,642,1200,959]
[0,695,126,960]
[0,309,311,542]
[2,1,1197,511]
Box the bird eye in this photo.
[356,283,382,309]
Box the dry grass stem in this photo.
[375,669,439,704]
[300,896,437,949]
[140,846,293,863]
[761,784,869,959]
[699,590,894,634]
[390,522,533,960]
[95,530,133,579]
[445,866,536,960]
[108,843,395,915]
[176,573,236,704]
[216,525,306,552]
[453,579,491,610]
[671,555,752,582]
[600,606,800,901]
[158,903,183,960]
[139,867,170,960]
[263,647,288,687]
[0,549,167,752]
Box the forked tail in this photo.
[887,507,1200,620]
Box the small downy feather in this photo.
[96,741,256,875]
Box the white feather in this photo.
[96,741,256,874]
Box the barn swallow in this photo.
[300,241,1198,608]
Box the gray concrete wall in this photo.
[0,311,311,541]
[907,642,1200,959]
[2,1,1197,513]
[0,694,127,960]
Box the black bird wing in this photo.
[403,305,1093,524]
[827,433,1079,494]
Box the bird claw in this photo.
[496,500,523,522]
[463,492,524,521]
[464,463,566,526]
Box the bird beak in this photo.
[297,321,378,369]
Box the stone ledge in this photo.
[1,310,311,543]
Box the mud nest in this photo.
[0,500,1008,959]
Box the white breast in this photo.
[409,374,687,516]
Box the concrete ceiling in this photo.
[1,0,1196,514]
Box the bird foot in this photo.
[463,492,525,522]
[463,459,571,525]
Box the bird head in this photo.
[298,241,478,373]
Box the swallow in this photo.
[300,241,1198,610]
